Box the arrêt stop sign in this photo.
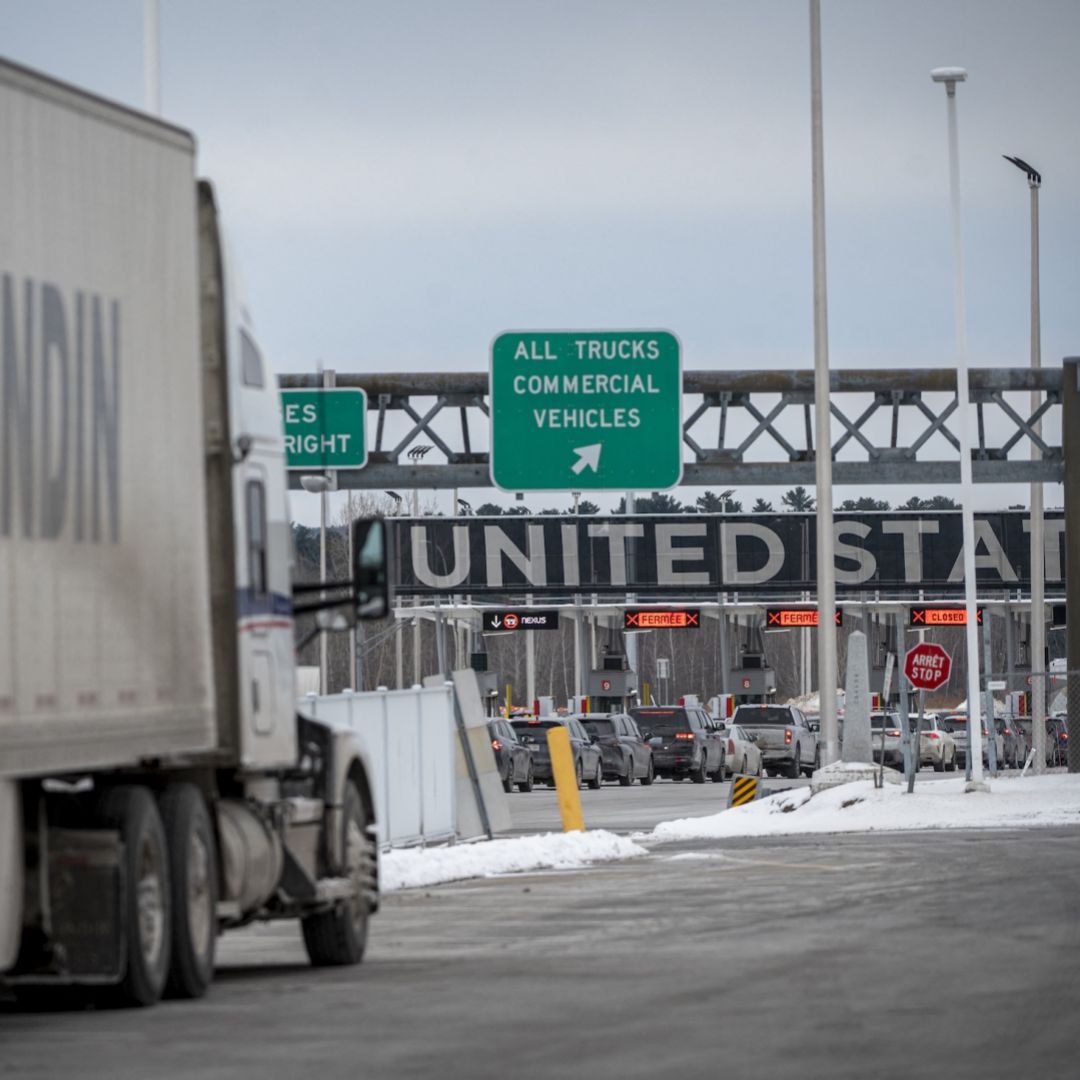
[904,642,952,691]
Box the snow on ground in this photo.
[380,773,1080,893]
[381,829,646,892]
[645,772,1080,842]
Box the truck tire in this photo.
[587,761,603,790]
[302,780,374,967]
[619,755,634,786]
[159,784,218,999]
[786,748,801,780]
[97,786,172,1007]
[711,750,726,782]
[690,756,707,784]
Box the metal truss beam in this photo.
[279,368,1063,491]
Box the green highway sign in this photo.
[489,330,682,491]
[281,388,368,470]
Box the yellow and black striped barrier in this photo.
[728,774,762,808]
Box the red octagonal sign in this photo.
[904,642,952,691]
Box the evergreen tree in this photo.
[838,496,891,511]
[781,486,815,511]
[752,498,774,512]
[615,492,684,514]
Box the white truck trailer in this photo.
[0,58,384,1006]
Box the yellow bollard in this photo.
[546,726,585,832]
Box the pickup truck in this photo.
[732,704,819,779]
[0,59,389,1007]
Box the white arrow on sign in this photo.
[491,616,502,628]
[571,443,602,475]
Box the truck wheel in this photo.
[518,762,535,793]
[619,755,634,786]
[640,758,655,786]
[786,749,801,780]
[97,786,172,1007]
[691,756,707,784]
[711,751,726,782]
[587,761,603,790]
[302,780,375,967]
[159,784,218,999]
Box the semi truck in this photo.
[0,58,386,1006]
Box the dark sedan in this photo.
[578,713,655,785]
[488,719,535,792]
[510,717,605,789]
[629,706,725,783]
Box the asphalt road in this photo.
[3,785,1078,1080]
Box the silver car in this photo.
[719,722,764,778]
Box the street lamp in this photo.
[300,473,333,695]
[809,0,838,766]
[930,65,986,788]
[1004,153,1046,774]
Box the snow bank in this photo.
[381,829,646,892]
[646,772,1080,842]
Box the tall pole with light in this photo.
[931,66,985,788]
[143,0,161,115]
[809,0,839,764]
[1004,154,1045,774]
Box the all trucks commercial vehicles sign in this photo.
[489,330,682,491]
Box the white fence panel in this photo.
[419,686,456,842]
[298,684,457,848]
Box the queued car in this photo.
[868,711,906,768]
[488,719,536,793]
[940,713,1003,769]
[732,703,819,779]
[510,717,604,789]
[718,721,763,778]
[630,705,726,783]
[910,714,958,772]
[1047,716,1070,767]
[994,718,1027,769]
[577,713,655,786]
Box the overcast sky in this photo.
[4,0,1077,519]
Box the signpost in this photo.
[281,388,368,470]
[903,642,953,792]
[624,609,700,629]
[489,330,682,491]
[908,606,983,627]
[481,610,560,632]
[766,607,843,628]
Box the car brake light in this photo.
[491,738,502,752]
[927,732,939,740]
[675,732,694,740]
[886,729,901,737]
[727,738,735,754]
[784,729,792,744]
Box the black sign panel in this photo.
[766,608,843,628]
[908,606,984,627]
[1052,603,1067,628]
[392,511,1062,597]
[624,609,700,629]
[481,610,560,632]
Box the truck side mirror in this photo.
[352,517,391,620]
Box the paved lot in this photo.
[3,815,1078,1080]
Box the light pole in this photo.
[1004,153,1046,774]
[809,0,839,765]
[300,473,333,694]
[931,65,985,789]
